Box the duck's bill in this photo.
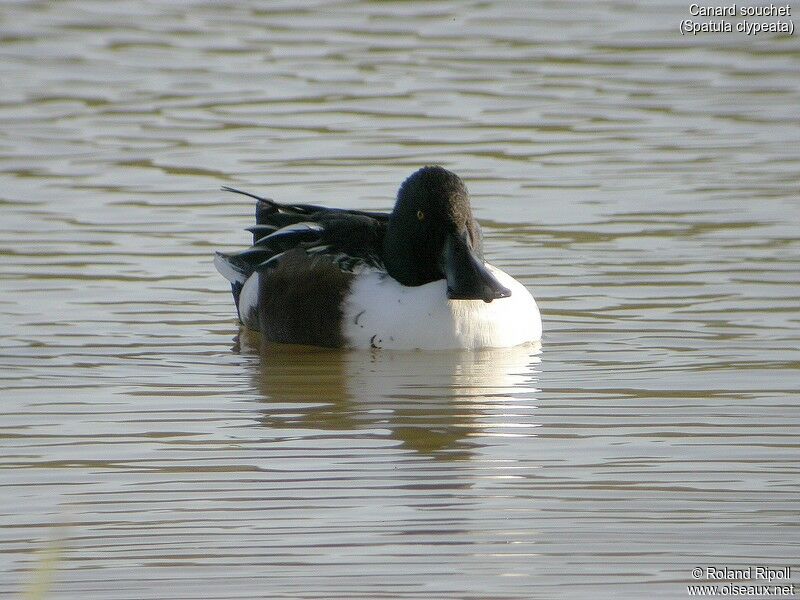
[442,231,512,303]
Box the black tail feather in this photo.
[231,282,243,323]
[221,186,274,204]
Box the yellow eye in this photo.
[417,210,425,221]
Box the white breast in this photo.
[342,265,541,350]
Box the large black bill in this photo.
[442,231,512,303]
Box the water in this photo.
[1,1,799,598]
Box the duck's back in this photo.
[214,190,388,347]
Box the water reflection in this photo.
[235,329,542,459]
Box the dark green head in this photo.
[383,166,511,302]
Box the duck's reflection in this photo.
[235,328,541,459]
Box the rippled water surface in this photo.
[2,1,799,598]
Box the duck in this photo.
[214,166,541,350]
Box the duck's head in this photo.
[383,166,511,303]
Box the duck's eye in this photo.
[416,210,425,221]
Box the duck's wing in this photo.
[215,188,388,295]
[221,186,389,243]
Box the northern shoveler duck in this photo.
[215,166,542,349]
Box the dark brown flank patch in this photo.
[258,248,353,348]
